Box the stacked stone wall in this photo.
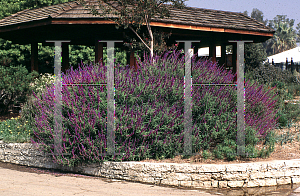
[1,141,300,188]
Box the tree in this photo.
[79,0,187,59]
[0,0,103,75]
[250,8,268,25]
[296,22,300,42]
[243,8,268,72]
[0,0,75,19]
[265,15,297,55]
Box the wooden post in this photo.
[130,50,137,72]
[220,44,226,67]
[209,43,216,63]
[232,43,237,82]
[31,42,38,73]
[62,43,69,74]
[193,44,198,56]
[95,41,103,65]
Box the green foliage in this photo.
[79,0,186,57]
[265,15,297,56]
[249,8,268,25]
[245,43,267,72]
[259,130,276,158]
[29,73,55,95]
[192,86,237,153]
[211,126,269,161]
[0,116,32,143]
[247,65,300,129]
[287,83,300,96]
[103,47,127,68]
[202,150,211,160]
[0,39,31,71]
[276,130,294,146]
[0,65,39,114]
[249,64,298,86]
[276,110,288,127]
[123,28,178,57]
[0,0,78,75]
[0,0,76,20]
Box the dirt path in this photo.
[0,162,221,196]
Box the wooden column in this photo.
[130,50,137,72]
[95,41,103,65]
[31,42,38,73]
[232,42,237,82]
[209,43,217,63]
[62,43,69,73]
[193,43,199,62]
[220,44,227,67]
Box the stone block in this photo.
[158,164,173,172]
[265,178,277,186]
[222,172,248,181]
[211,172,221,180]
[176,173,192,181]
[174,165,198,173]
[180,181,193,187]
[161,179,179,186]
[198,165,226,173]
[192,180,204,188]
[203,181,212,188]
[227,181,244,188]
[267,161,286,171]
[218,181,228,188]
[249,172,265,179]
[292,177,300,184]
[190,173,211,181]
[285,160,300,168]
[245,163,260,172]
[211,180,218,188]
[264,171,285,178]
[165,172,191,181]
[226,165,247,172]
[276,177,291,185]
[150,172,162,178]
[285,169,300,177]
[247,179,265,187]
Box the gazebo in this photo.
[0,1,276,156]
[0,0,274,75]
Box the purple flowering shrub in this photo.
[28,49,279,166]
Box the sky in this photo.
[185,0,300,30]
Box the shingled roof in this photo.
[0,0,274,35]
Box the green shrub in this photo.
[250,63,299,85]
[259,130,276,158]
[18,73,55,130]
[287,83,300,96]
[202,150,211,160]
[0,65,39,114]
[20,50,280,166]
[210,126,275,161]
[29,73,55,95]
[276,110,288,127]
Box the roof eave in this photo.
[149,21,274,37]
[0,18,52,33]
[0,18,274,38]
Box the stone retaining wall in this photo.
[1,141,300,188]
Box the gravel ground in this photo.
[0,162,221,196]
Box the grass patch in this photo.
[0,116,32,143]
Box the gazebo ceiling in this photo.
[0,0,275,45]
